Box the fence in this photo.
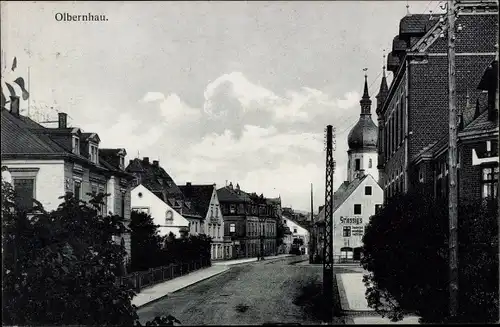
[116,258,211,292]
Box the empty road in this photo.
[137,256,362,325]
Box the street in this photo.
[137,257,362,325]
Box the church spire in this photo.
[360,69,372,115]
[376,55,389,111]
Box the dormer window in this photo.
[72,136,80,155]
[89,143,99,164]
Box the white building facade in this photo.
[131,184,190,238]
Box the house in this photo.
[281,215,309,254]
[376,2,498,201]
[130,184,189,238]
[179,182,232,260]
[126,158,204,235]
[411,60,498,202]
[1,107,134,265]
[217,182,278,258]
[315,76,384,261]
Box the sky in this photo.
[1,1,442,212]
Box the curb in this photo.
[134,267,230,309]
[335,274,351,312]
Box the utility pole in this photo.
[323,125,335,322]
[495,38,499,325]
[310,183,314,263]
[447,0,459,320]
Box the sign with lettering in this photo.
[351,226,364,236]
[340,216,363,225]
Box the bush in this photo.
[130,210,164,272]
[361,190,498,323]
[1,177,179,326]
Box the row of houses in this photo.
[1,101,310,268]
[314,0,498,262]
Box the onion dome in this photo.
[347,75,378,151]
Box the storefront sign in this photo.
[340,216,363,225]
[351,226,364,236]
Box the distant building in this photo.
[1,108,134,266]
[315,76,383,261]
[126,158,203,235]
[179,182,232,260]
[281,215,309,255]
[376,3,498,201]
[217,182,278,258]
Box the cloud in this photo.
[141,92,166,103]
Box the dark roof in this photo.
[478,60,498,91]
[399,14,433,36]
[179,184,215,218]
[348,115,378,151]
[1,109,67,154]
[216,186,252,203]
[1,109,131,178]
[461,110,498,134]
[126,158,183,196]
[392,35,407,52]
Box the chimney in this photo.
[236,183,240,191]
[58,112,68,129]
[129,159,134,165]
[143,157,149,164]
[10,96,20,116]
[186,182,192,187]
[152,160,159,167]
[228,182,233,190]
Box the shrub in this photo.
[361,190,498,323]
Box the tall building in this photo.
[315,77,383,261]
[347,75,379,182]
[376,3,498,201]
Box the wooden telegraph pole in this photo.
[447,0,459,320]
[310,183,315,263]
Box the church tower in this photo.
[375,63,389,184]
[346,74,379,182]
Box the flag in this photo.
[13,77,29,100]
[11,57,17,71]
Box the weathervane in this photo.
[363,67,368,78]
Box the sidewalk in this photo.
[336,273,420,324]
[133,254,293,308]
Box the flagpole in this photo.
[27,66,30,117]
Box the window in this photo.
[133,207,150,215]
[419,167,425,183]
[481,166,499,199]
[208,225,212,236]
[343,226,352,237]
[368,158,372,168]
[375,204,382,214]
[354,204,362,215]
[230,204,236,214]
[119,156,125,170]
[74,180,82,200]
[355,159,361,171]
[89,143,99,164]
[99,185,107,215]
[230,223,236,233]
[72,136,80,155]
[293,228,297,233]
[215,207,219,217]
[365,186,372,195]
[217,226,220,238]
[120,191,126,218]
[210,207,214,218]
[13,178,35,211]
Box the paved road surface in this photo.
[137,257,361,325]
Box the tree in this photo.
[276,218,286,247]
[361,190,498,324]
[129,210,164,272]
[1,177,179,326]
